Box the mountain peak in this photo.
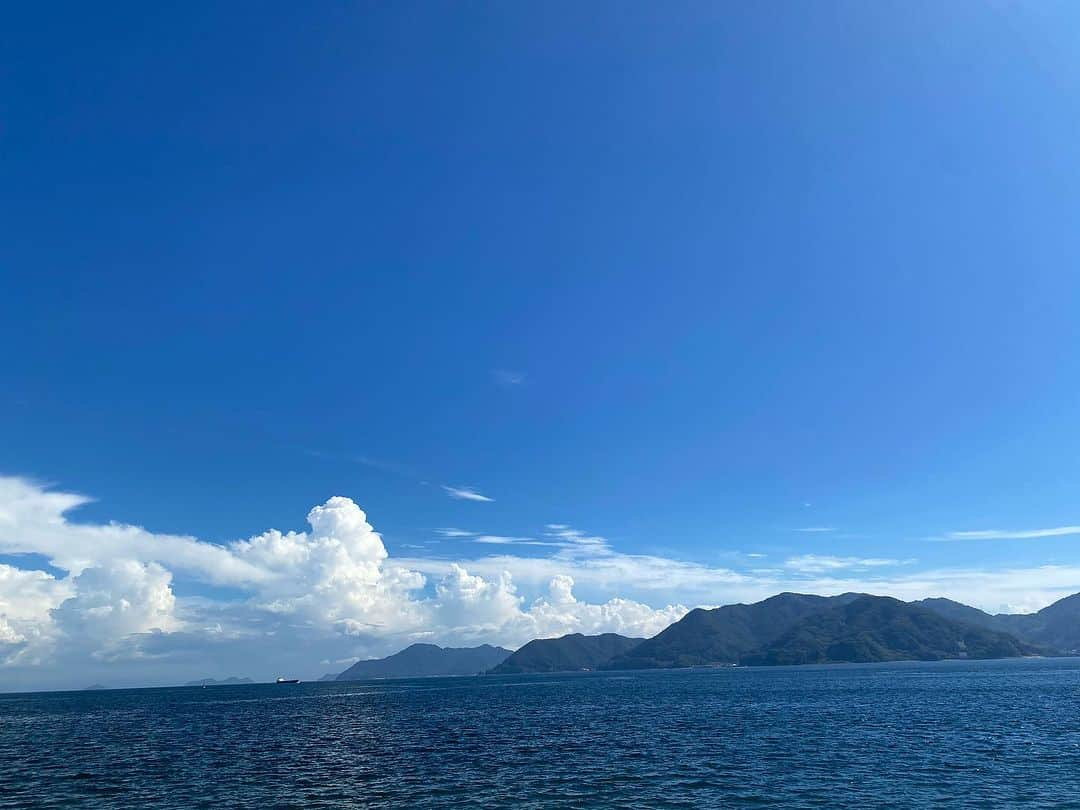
[337,644,511,681]
[490,633,644,674]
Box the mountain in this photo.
[489,633,643,674]
[911,598,1000,630]
[326,591,1075,682]
[185,677,254,687]
[317,673,340,682]
[603,593,862,669]
[336,644,511,680]
[1008,593,1080,653]
[743,596,1034,665]
[917,593,1080,654]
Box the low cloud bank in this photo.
[2,475,1080,690]
[0,477,685,688]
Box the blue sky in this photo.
[3,2,1080,688]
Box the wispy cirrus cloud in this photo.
[936,526,1080,541]
[544,525,611,557]
[435,528,476,538]
[492,369,526,386]
[303,448,416,478]
[473,535,553,546]
[783,554,913,574]
[437,526,607,551]
[794,527,835,533]
[442,486,494,503]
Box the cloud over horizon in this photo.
[2,476,1080,690]
[0,477,682,689]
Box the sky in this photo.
[3,1,1080,691]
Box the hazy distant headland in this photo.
[184,677,255,687]
[334,644,511,681]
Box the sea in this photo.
[3,657,1080,808]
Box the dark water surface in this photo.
[3,658,1080,808]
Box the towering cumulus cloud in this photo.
[52,561,178,656]
[231,496,427,634]
[0,477,687,687]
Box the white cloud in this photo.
[403,552,1080,618]
[473,535,549,546]
[395,551,753,605]
[0,477,682,687]
[493,370,526,386]
[0,477,268,586]
[525,575,686,640]
[5,474,1080,690]
[542,524,611,557]
[442,486,494,503]
[440,525,611,550]
[52,561,179,659]
[788,565,1080,616]
[229,496,432,640]
[939,526,1080,541]
[430,567,687,646]
[0,564,70,664]
[783,555,913,574]
[795,527,835,533]
[433,564,524,640]
[0,621,20,646]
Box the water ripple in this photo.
[2,658,1080,808]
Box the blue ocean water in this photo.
[2,658,1080,808]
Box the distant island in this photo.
[605,593,1044,669]
[490,633,643,674]
[318,591,1080,680]
[184,677,255,687]
[336,644,511,680]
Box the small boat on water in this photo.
[275,677,300,684]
